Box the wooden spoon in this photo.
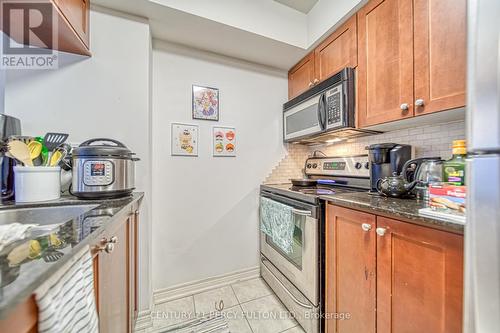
[8,140,34,166]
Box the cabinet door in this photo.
[98,219,130,333]
[357,0,414,127]
[376,217,463,333]
[325,205,376,333]
[53,0,90,47]
[288,52,316,99]
[315,16,358,82]
[413,0,466,115]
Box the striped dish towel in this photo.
[35,245,98,333]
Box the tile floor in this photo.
[140,277,306,333]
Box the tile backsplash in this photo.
[265,120,465,184]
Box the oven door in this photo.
[283,93,326,142]
[260,193,319,305]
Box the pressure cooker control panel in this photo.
[83,160,114,186]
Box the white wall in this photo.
[152,41,287,290]
[4,7,153,312]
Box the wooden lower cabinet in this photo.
[377,216,463,333]
[0,211,138,333]
[95,218,130,333]
[325,204,464,333]
[93,211,138,333]
[325,205,376,333]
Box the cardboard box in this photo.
[428,183,466,213]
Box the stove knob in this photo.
[364,162,370,170]
[312,163,318,169]
[354,162,362,169]
[306,164,312,169]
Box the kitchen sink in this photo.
[0,204,99,226]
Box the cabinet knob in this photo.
[313,78,319,85]
[400,103,410,112]
[376,227,387,236]
[109,236,118,244]
[415,99,425,107]
[94,242,115,254]
[104,242,115,253]
[308,82,314,88]
[361,223,372,232]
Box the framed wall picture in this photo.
[213,126,236,157]
[192,85,219,121]
[171,123,199,156]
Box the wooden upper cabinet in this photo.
[326,205,376,333]
[376,216,464,333]
[357,0,414,127]
[288,52,316,99]
[53,0,90,49]
[413,0,466,115]
[3,0,90,56]
[314,16,358,83]
[288,15,358,100]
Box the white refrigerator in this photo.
[464,0,500,332]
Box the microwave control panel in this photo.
[325,84,343,129]
[83,160,114,186]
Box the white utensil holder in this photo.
[14,166,61,203]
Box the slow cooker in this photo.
[71,138,139,199]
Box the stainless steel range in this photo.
[260,155,370,333]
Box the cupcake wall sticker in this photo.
[192,85,219,121]
[171,123,199,156]
[213,127,236,157]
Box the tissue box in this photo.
[428,184,466,213]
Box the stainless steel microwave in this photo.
[283,68,376,143]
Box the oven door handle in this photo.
[261,257,313,309]
[291,208,312,217]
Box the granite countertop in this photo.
[319,191,464,234]
[0,192,144,318]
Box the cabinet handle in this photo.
[400,103,409,112]
[376,227,387,236]
[313,78,319,85]
[361,223,372,232]
[109,236,118,244]
[415,99,425,107]
[308,81,314,88]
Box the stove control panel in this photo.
[304,155,369,177]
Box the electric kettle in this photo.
[403,157,444,198]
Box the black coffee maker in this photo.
[366,143,412,192]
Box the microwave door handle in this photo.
[317,93,326,130]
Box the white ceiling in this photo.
[92,0,308,70]
[274,0,319,14]
[91,0,364,70]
